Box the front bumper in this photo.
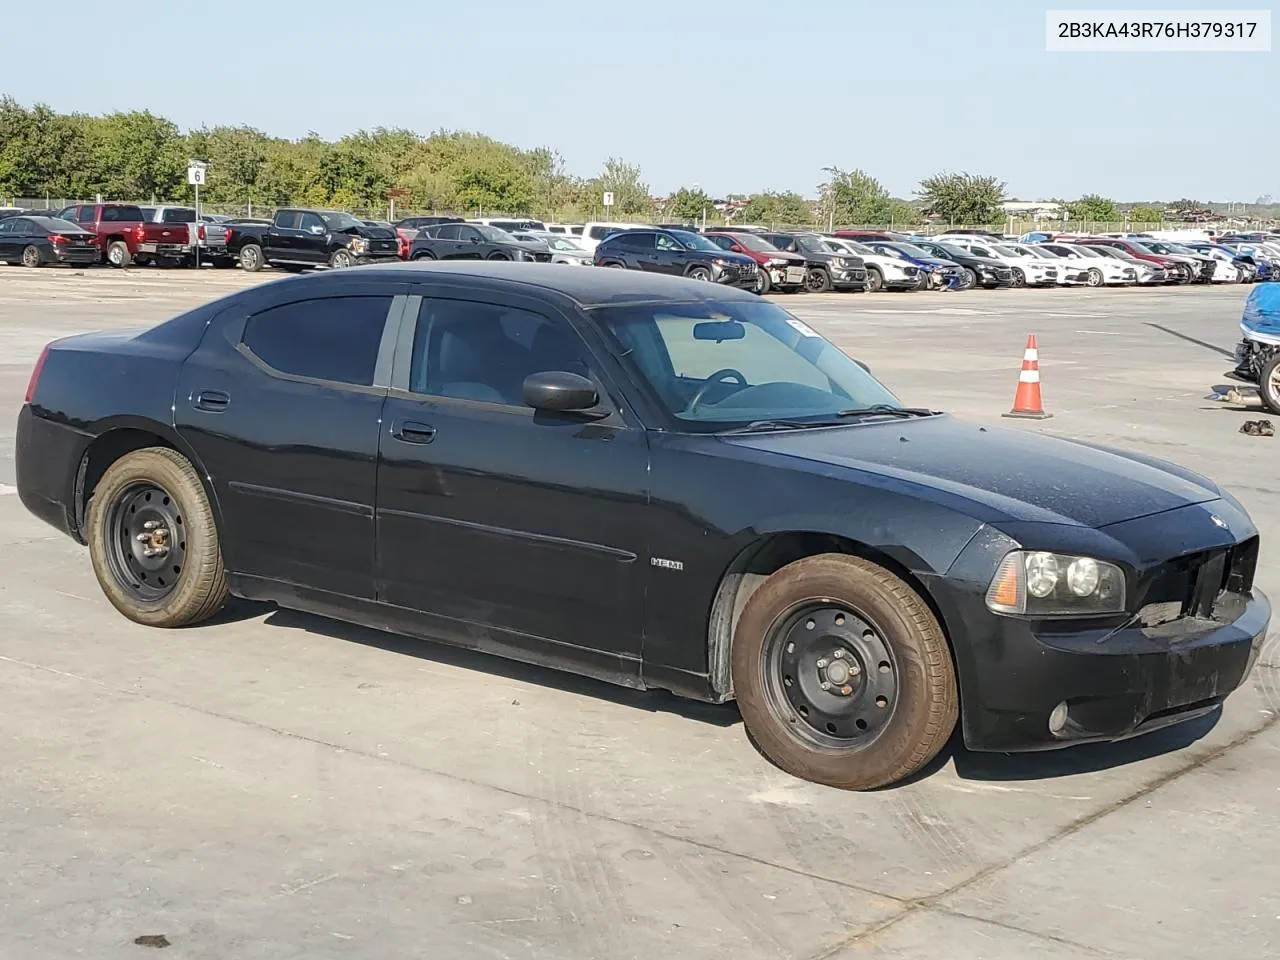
[929,501,1270,752]
[830,265,868,289]
[767,264,808,287]
[354,253,404,266]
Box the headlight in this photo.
[349,237,367,254]
[765,257,788,267]
[713,257,729,266]
[985,550,1126,616]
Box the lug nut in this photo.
[840,685,853,696]
[816,658,828,669]
[820,681,831,691]
[849,663,860,676]
[833,649,845,659]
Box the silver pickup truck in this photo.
[136,206,233,266]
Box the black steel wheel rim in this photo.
[104,481,187,603]
[762,602,899,750]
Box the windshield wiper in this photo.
[716,419,841,435]
[834,405,938,419]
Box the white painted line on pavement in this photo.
[0,484,17,495]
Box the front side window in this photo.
[655,233,682,252]
[409,299,592,406]
[593,299,899,430]
[241,296,393,386]
[299,213,326,233]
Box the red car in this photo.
[703,231,808,294]
[1076,237,1191,283]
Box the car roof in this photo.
[283,260,764,308]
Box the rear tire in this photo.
[1259,355,1280,416]
[755,269,771,295]
[731,554,958,790]
[87,447,228,628]
[21,245,42,268]
[106,240,132,268]
[239,243,264,272]
[411,251,436,261]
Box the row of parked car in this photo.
[3,204,1278,298]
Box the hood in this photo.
[343,225,396,240]
[721,415,1219,529]
[701,249,756,266]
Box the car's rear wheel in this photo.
[865,266,884,292]
[1259,355,1280,416]
[21,245,42,268]
[239,243,263,272]
[804,267,831,293]
[755,268,771,295]
[412,251,436,261]
[106,240,132,268]
[87,447,228,628]
[329,249,354,269]
[732,553,958,790]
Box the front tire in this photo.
[963,267,978,289]
[1259,355,1280,416]
[1011,267,1026,288]
[87,447,228,628]
[21,245,42,268]
[732,554,958,790]
[687,265,712,282]
[329,249,354,269]
[1086,267,1103,287]
[865,266,884,292]
[804,267,832,293]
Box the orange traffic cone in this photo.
[1003,334,1053,420]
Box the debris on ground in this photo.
[1239,419,1274,437]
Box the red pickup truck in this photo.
[56,203,202,268]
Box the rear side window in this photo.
[274,210,301,229]
[161,208,196,223]
[102,206,144,222]
[241,295,393,386]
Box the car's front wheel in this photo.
[687,265,712,282]
[1010,267,1026,288]
[1259,355,1280,416]
[865,266,884,292]
[87,447,229,628]
[329,249,354,269]
[1086,268,1103,287]
[804,267,831,293]
[732,553,958,790]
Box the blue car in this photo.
[863,240,967,290]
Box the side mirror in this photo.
[469,235,482,243]
[523,370,599,412]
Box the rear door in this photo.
[175,278,410,597]
[431,223,465,258]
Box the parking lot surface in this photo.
[1,268,1277,960]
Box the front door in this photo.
[296,211,330,263]
[175,278,408,598]
[375,286,650,679]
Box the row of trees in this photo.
[0,98,1211,226]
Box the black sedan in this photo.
[14,263,1269,790]
[0,216,99,267]
[909,239,1013,288]
[408,222,552,262]
[593,227,758,288]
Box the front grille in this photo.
[1139,536,1259,623]
[531,251,552,262]
[371,240,397,252]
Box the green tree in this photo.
[888,199,921,225]
[1127,204,1164,223]
[738,190,813,226]
[91,110,185,199]
[1067,193,1118,222]
[186,125,270,205]
[591,158,651,218]
[918,171,1007,224]
[665,186,712,222]
[821,167,892,225]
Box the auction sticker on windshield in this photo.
[785,317,820,338]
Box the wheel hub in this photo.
[768,605,898,747]
[106,482,187,602]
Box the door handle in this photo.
[391,420,436,444]
[192,389,230,412]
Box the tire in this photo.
[106,240,131,268]
[865,266,884,292]
[1010,267,1026,288]
[1259,355,1280,416]
[86,447,229,628]
[731,553,958,790]
[487,252,511,261]
[212,257,236,269]
[239,243,264,272]
[804,267,831,293]
[687,265,712,282]
[329,249,354,269]
[21,245,42,268]
[411,251,436,261]
[963,267,978,289]
[755,268,771,295]
[604,261,626,268]
[1086,268,1103,287]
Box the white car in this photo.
[1032,242,1138,286]
[577,221,653,253]
[1005,242,1090,285]
[1186,246,1244,282]
[824,238,923,291]
[933,236,1059,287]
[1083,245,1170,284]
[513,231,594,265]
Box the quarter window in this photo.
[409,299,592,406]
[241,296,393,386]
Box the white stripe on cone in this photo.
[1024,349,1038,361]
[1019,370,1040,383]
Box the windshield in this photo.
[794,235,829,255]
[669,229,721,252]
[592,299,901,430]
[546,236,584,251]
[930,242,970,259]
[1066,245,1100,257]
[885,242,934,259]
[320,212,363,230]
[989,244,1020,258]
[474,224,515,242]
[733,233,777,252]
[832,239,875,255]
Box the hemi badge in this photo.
[651,557,684,571]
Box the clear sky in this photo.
[6,1,1276,201]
